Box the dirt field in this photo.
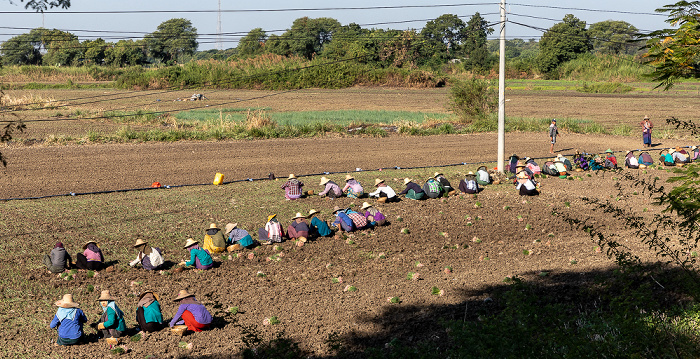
[0,86,695,358]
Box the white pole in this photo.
[497,0,506,173]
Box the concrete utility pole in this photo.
[217,0,223,50]
[497,0,506,172]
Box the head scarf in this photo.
[177,296,198,305]
[137,293,156,309]
[56,307,77,321]
[55,242,64,249]
[86,243,101,254]
[101,300,124,319]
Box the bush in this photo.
[447,78,497,123]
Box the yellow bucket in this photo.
[213,173,225,185]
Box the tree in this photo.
[277,17,341,59]
[588,20,640,55]
[462,12,494,73]
[421,14,466,58]
[643,1,700,89]
[145,18,198,63]
[536,14,592,77]
[104,40,147,67]
[237,28,267,57]
[83,38,107,65]
[5,0,70,11]
[448,78,497,122]
[0,31,42,65]
[41,29,80,66]
[379,30,424,68]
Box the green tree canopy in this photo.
[6,0,70,11]
[588,20,640,55]
[644,1,700,89]
[421,14,467,58]
[145,18,198,63]
[462,12,494,73]
[237,28,267,58]
[0,29,43,65]
[105,39,147,67]
[536,14,592,77]
[279,17,341,59]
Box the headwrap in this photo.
[101,300,124,320]
[137,293,156,309]
[55,242,64,248]
[56,307,77,321]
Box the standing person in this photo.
[549,119,559,154]
[281,174,304,200]
[180,238,213,270]
[44,242,72,274]
[368,179,398,203]
[129,239,164,271]
[258,214,285,245]
[135,291,164,333]
[318,177,342,199]
[307,209,332,238]
[640,115,653,148]
[75,241,104,271]
[399,178,425,200]
[95,290,127,346]
[342,175,364,198]
[169,290,212,333]
[50,294,88,346]
[287,213,310,242]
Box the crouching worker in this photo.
[258,214,285,245]
[332,206,355,233]
[369,179,398,203]
[318,177,342,199]
[203,223,226,253]
[170,290,212,333]
[515,171,539,196]
[129,239,164,271]
[96,290,127,346]
[423,177,445,199]
[434,172,456,195]
[361,202,387,227]
[45,242,71,274]
[75,241,104,271]
[50,294,87,346]
[281,174,304,200]
[308,209,332,238]
[180,238,213,270]
[136,291,163,333]
[342,175,364,198]
[287,212,310,242]
[400,178,425,200]
[458,172,480,194]
[224,223,254,251]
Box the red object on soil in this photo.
[151,182,162,188]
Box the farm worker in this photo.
[44,242,72,274]
[672,148,689,164]
[307,209,332,238]
[169,290,212,332]
[224,223,254,251]
[515,171,539,196]
[524,158,542,175]
[368,179,398,203]
[549,119,559,154]
[95,290,127,345]
[202,223,226,253]
[604,149,618,169]
[75,240,104,271]
[476,166,491,186]
[361,202,387,227]
[129,239,164,271]
[423,177,445,199]
[50,294,87,346]
[434,172,456,195]
[135,291,164,333]
[180,238,213,270]
[344,208,368,230]
[640,116,653,148]
[281,174,304,200]
[287,212,310,242]
[318,176,342,198]
[459,172,480,194]
[332,206,355,233]
[399,178,425,200]
[342,174,364,198]
[258,214,285,245]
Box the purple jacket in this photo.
[169,302,212,327]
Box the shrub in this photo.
[447,78,498,123]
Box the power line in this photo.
[508,3,665,17]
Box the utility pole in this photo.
[497,0,506,173]
[216,0,222,50]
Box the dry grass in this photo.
[0,93,65,110]
[245,109,276,130]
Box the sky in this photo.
[0,0,673,50]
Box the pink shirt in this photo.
[83,248,102,261]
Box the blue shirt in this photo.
[333,212,353,228]
[50,308,87,340]
[310,217,332,237]
[185,247,213,267]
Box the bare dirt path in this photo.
[0,132,673,199]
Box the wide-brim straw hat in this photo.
[55,294,80,308]
[374,178,384,187]
[644,115,650,120]
[308,209,319,216]
[133,238,148,248]
[675,146,683,152]
[361,202,373,210]
[319,176,330,186]
[465,171,476,179]
[332,206,344,214]
[605,149,613,154]
[224,223,237,235]
[82,240,97,250]
[693,146,698,150]
[669,148,675,155]
[174,289,194,301]
[345,174,354,181]
[183,238,198,249]
[208,223,219,230]
[515,160,526,168]
[267,214,277,222]
[288,174,296,179]
[516,171,529,179]
[138,290,160,302]
[96,290,116,302]
[403,178,412,185]
[433,172,442,178]
[292,212,305,220]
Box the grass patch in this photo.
[576,82,635,94]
